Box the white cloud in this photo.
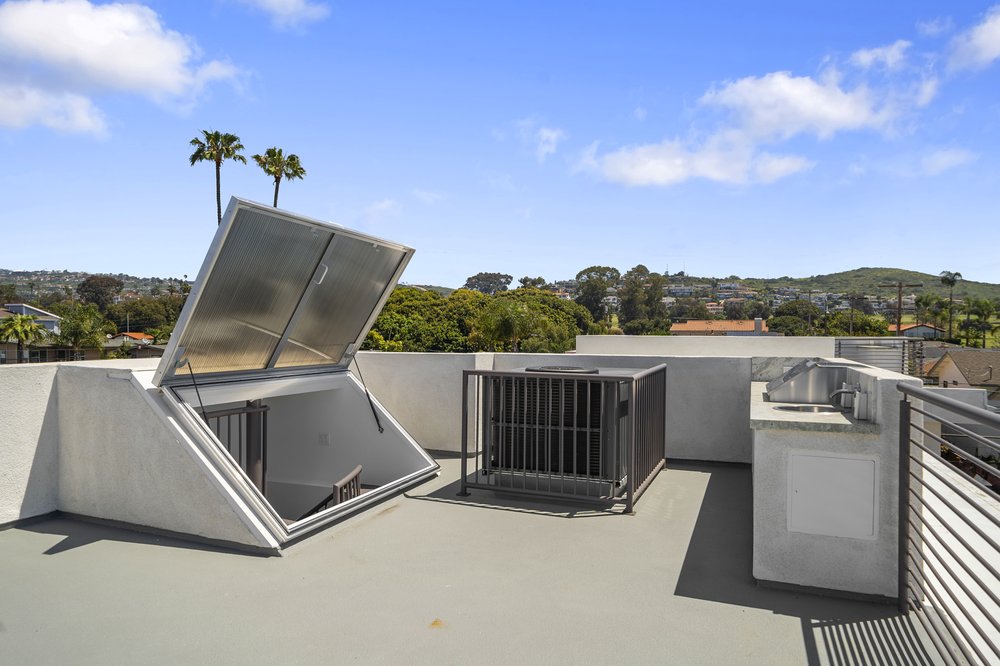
[0,83,106,134]
[915,77,939,107]
[535,126,565,163]
[849,40,911,70]
[700,71,892,140]
[412,188,443,204]
[234,0,329,29]
[596,133,813,186]
[0,0,239,134]
[949,5,1000,71]
[514,119,566,163]
[917,17,954,37]
[919,148,977,175]
[573,141,600,174]
[585,69,887,187]
[485,173,516,192]
[753,153,816,183]
[365,198,398,216]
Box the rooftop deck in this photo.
[0,456,940,664]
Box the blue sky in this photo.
[1,1,999,288]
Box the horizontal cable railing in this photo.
[897,383,1000,666]
[837,337,924,377]
[460,365,666,512]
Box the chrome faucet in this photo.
[829,386,858,409]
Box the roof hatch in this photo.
[153,197,413,386]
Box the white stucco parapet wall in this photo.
[0,360,279,551]
[575,335,834,358]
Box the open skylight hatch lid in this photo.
[154,197,413,387]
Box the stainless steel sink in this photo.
[774,404,842,413]
[764,360,853,404]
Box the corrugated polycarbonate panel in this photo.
[174,208,331,375]
[275,235,406,368]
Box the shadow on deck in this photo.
[672,461,940,666]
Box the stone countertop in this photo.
[749,382,879,434]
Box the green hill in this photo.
[737,268,1000,301]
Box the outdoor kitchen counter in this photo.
[749,381,896,599]
[749,382,879,434]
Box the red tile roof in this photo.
[670,319,768,333]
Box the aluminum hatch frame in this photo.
[149,197,439,544]
[154,197,414,387]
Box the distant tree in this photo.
[914,293,945,330]
[669,297,710,320]
[621,318,671,335]
[146,324,174,345]
[189,130,247,225]
[618,265,650,323]
[768,299,823,336]
[472,299,534,352]
[618,265,670,334]
[53,303,114,356]
[574,266,620,322]
[76,275,124,313]
[965,298,996,348]
[37,291,68,309]
[106,296,172,333]
[518,276,546,289]
[463,272,512,295]
[939,271,962,339]
[822,310,889,337]
[0,314,46,363]
[746,300,771,320]
[767,315,811,337]
[0,283,19,302]
[845,292,874,314]
[774,299,822,324]
[724,300,747,320]
[251,147,306,207]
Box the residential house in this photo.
[888,323,944,339]
[925,349,1000,402]
[3,303,62,334]
[669,318,769,335]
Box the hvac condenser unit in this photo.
[462,364,666,510]
[150,197,438,545]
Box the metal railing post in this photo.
[626,379,635,514]
[459,370,470,496]
[898,395,911,614]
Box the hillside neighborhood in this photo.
[3,266,998,406]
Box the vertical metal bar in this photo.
[545,375,552,491]
[559,378,566,493]
[585,380,592,497]
[460,370,470,496]
[521,377,528,490]
[262,409,267,490]
[245,399,264,492]
[611,382,619,490]
[573,379,579,497]
[898,395,911,614]
[500,376,506,484]
[626,379,635,514]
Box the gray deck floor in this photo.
[0,458,942,664]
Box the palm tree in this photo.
[54,304,113,359]
[0,314,47,363]
[189,130,247,225]
[939,270,962,339]
[251,147,306,207]
[968,298,997,348]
